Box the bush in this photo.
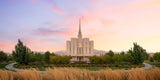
[150,57,154,62]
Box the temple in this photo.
[66,19,94,63]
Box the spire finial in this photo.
[78,18,82,38]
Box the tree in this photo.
[29,53,36,62]
[50,56,61,64]
[124,53,133,63]
[106,50,114,57]
[36,53,44,65]
[89,55,103,64]
[60,56,71,64]
[150,57,154,62]
[153,52,160,62]
[129,43,147,64]
[143,53,149,60]
[12,39,31,65]
[7,55,14,62]
[120,51,125,56]
[0,51,7,66]
[45,51,50,65]
[112,54,123,63]
[102,55,112,64]
[51,52,56,56]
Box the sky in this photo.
[0,0,160,53]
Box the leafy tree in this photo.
[29,53,37,62]
[51,52,56,56]
[60,56,71,64]
[45,51,50,65]
[12,39,31,65]
[89,55,103,64]
[129,43,147,64]
[150,57,154,62]
[102,55,112,64]
[106,50,114,57]
[0,51,7,66]
[36,53,44,65]
[143,53,149,60]
[120,51,125,56]
[50,56,61,64]
[112,54,123,63]
[7,55,13,62]
[124,53,133,63]
[153,52,160,62]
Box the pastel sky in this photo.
[0,0,160,53]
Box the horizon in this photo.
[1,0,160,53]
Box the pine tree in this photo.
[129,43,146,64]
[12,39,31,65]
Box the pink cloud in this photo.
[30,0,38,3]
[34,27,71,36]
[0,41,15,53]
[45,4,62,14]
[8,0,17,2]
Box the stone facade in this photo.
[66,20,94,63]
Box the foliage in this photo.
[89,55,103,64]
[0,62,12,69]
[120,51,125,56]
[146,62,160,68]
[50,52,56,56]
[150,57,154,62]
[102,55,112,63]
[7,55,14,62]
[129,43,147,64]
[106,50,114,57]
[112,54,123,63]
[0,51,7,63]
[35,53,45,64]
[124,53,134,63]
[50,56,61,64]
[45,51,50,65]
[50,56,71,64]
[153,52,160,62]
[29,53,37,62]
[12,39,31,65]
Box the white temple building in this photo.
[66,19,94,63]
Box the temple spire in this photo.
[78,19,82,38]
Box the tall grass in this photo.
[0,67,160,80]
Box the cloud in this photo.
[0,41,15,53]
[30,0,38,3]
[8,0,17,2]
[45,0,63,14]
[34,27,70,36]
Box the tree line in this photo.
[90,43,149,65]
[1,39,160,66]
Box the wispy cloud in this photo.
[45,0,63,14]
[34,27,70,36]
[8,0,17,2]
[30,0,38,3]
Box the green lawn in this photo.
[0,62,13,69]
[145,62,160,67]
[37,67,130,71]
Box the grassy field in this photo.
[0,67,160,80]
[38,67,130,71]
